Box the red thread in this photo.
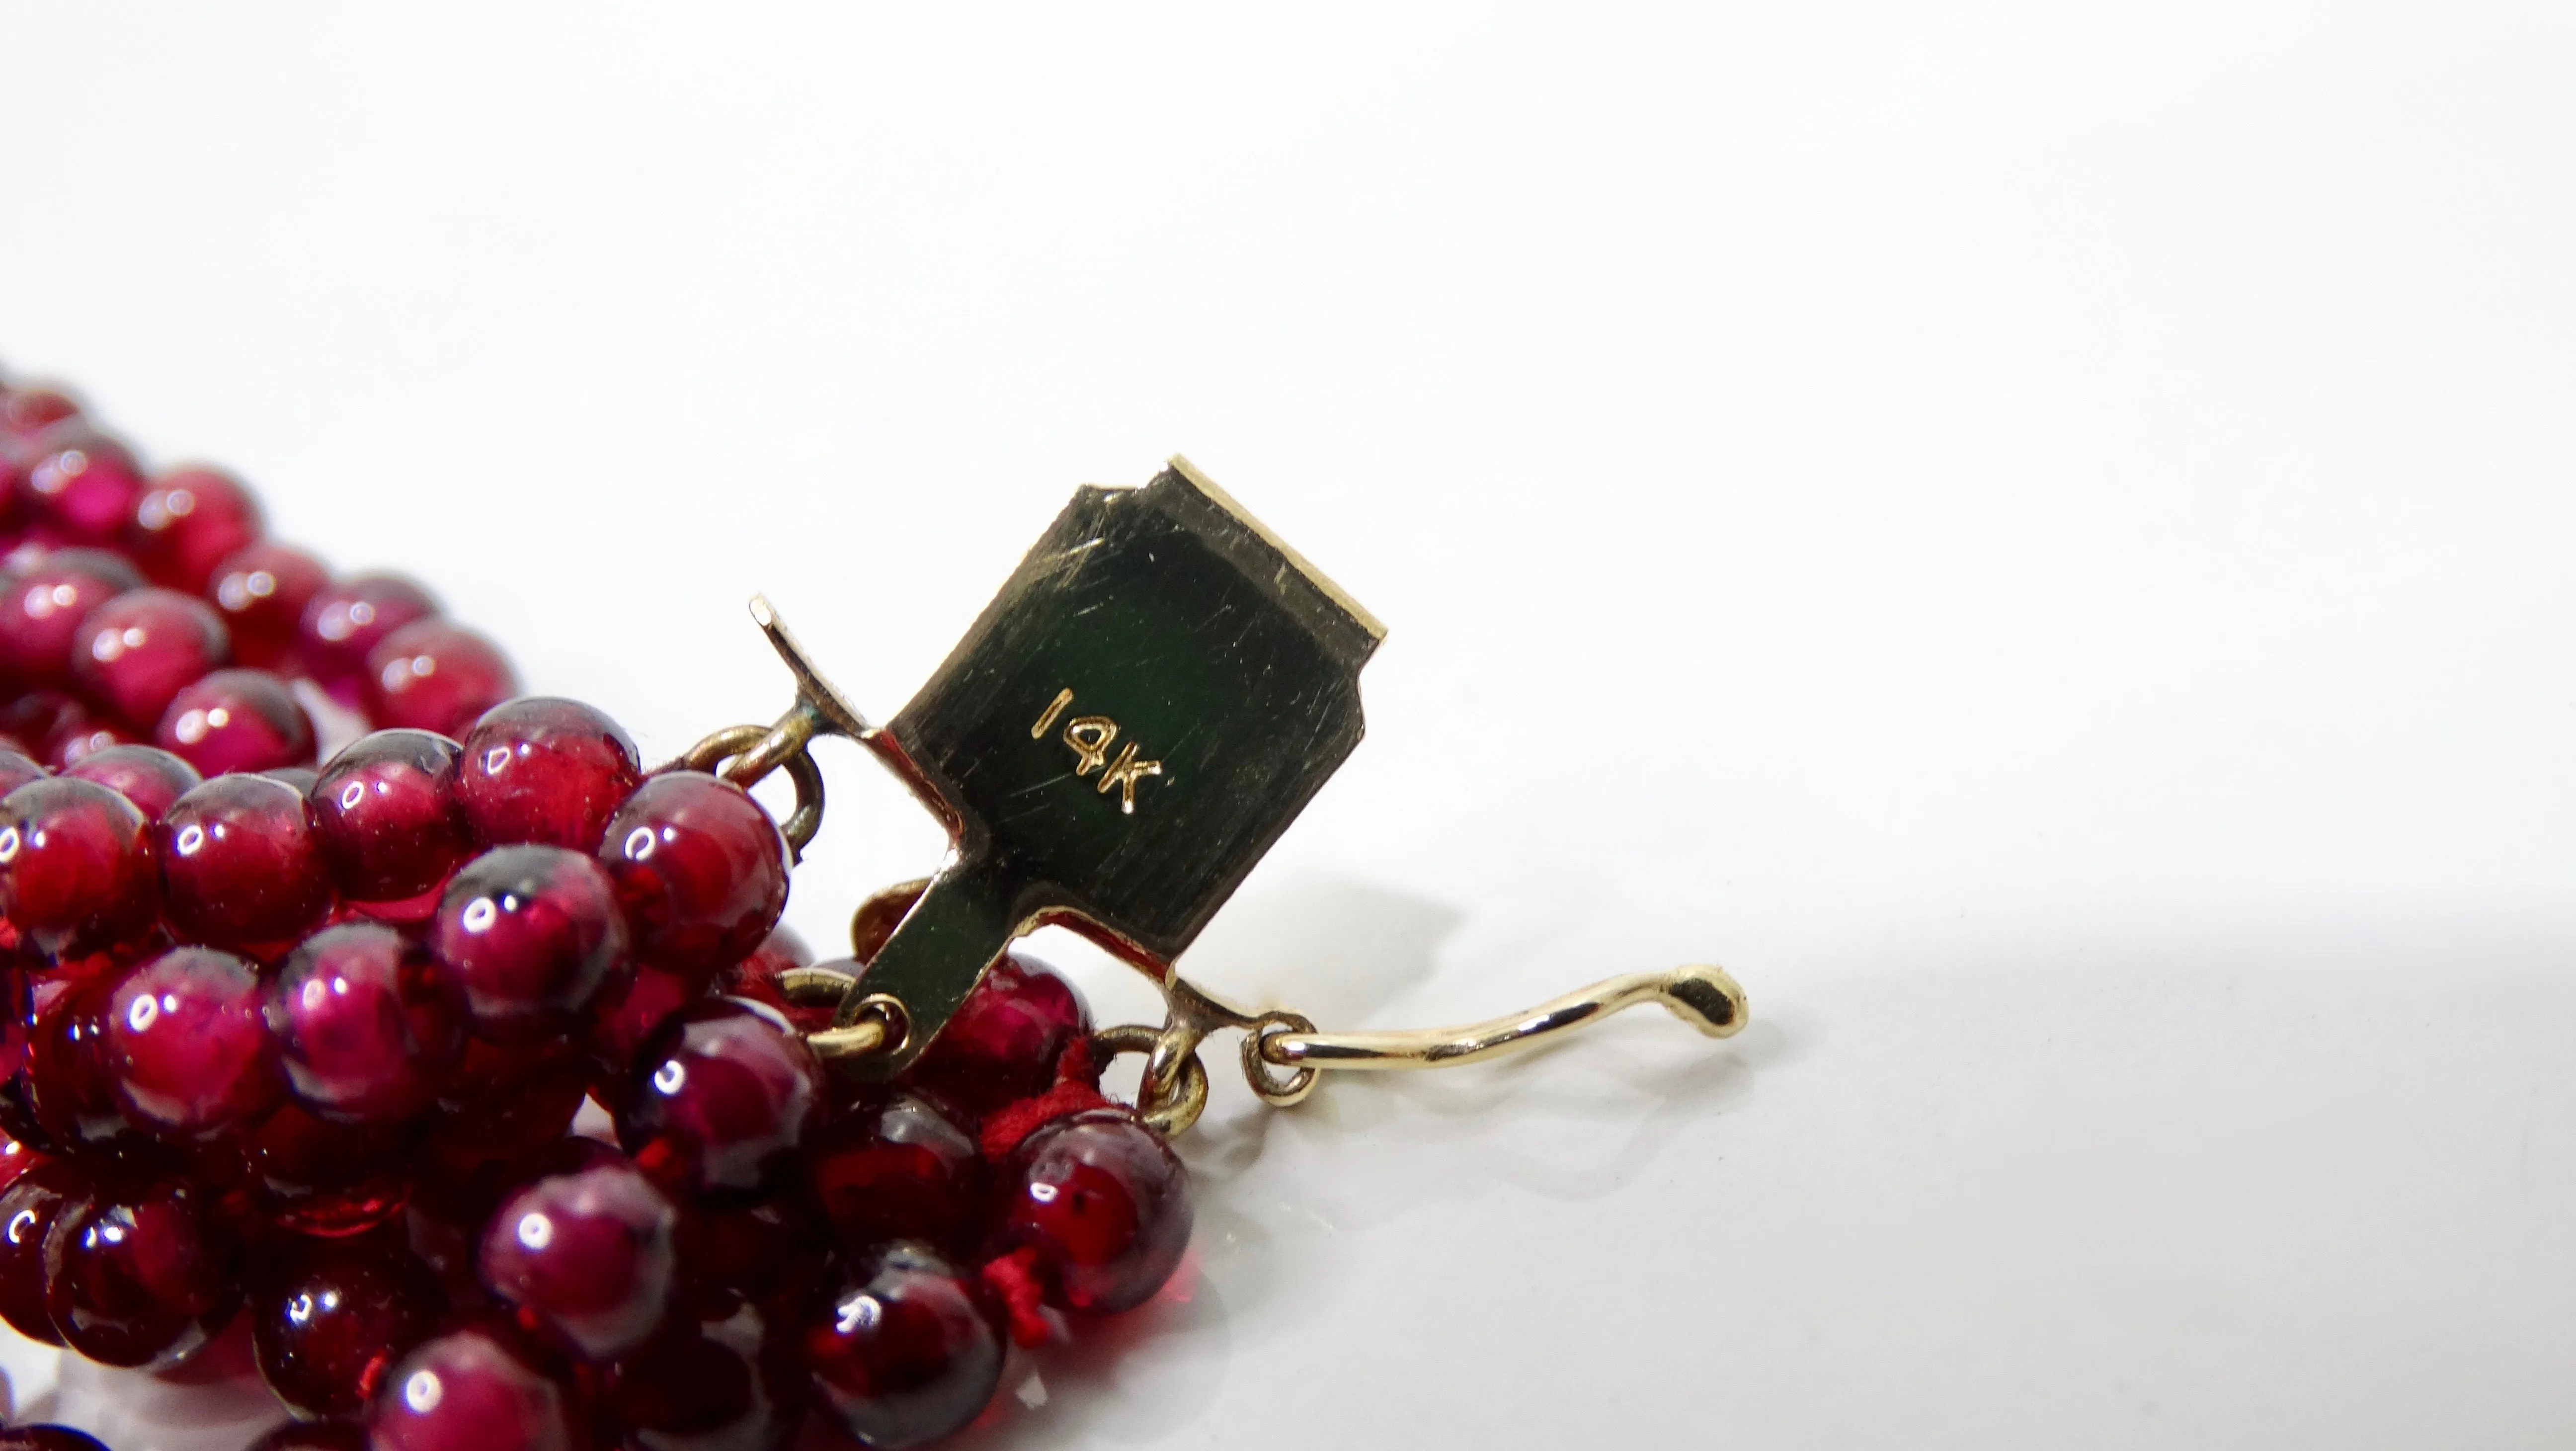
[980,1246,1054,1348]
[977,1080,1110,1160]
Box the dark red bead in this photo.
[0,1127,40,1192]
[0,747,45,798]
[889,952,1090,1121]
[366,619,517,738]
[457,697,642,852]
[585,962,708,1088]
[429,845,632,1045]
[0,388,81,441]
[253,1238,447,1419]
[996,1108,1191,1313]
[0,776,158,960]
[671,1195,828,1321]
[608,1297,805,1451]
[17,430,146,543]
[0,691,83,768]
[713,926,817,1033]
[598,772,788,985]
[479,1160,678,1362]
[618,1000,820,1205]
[71,586,231,728]
[42,713,130,771]
[299,573,436,693]
[0,1155,84,1344]
[240,1100,415,1237]
[365,1326,582,1451]
[156,666,316,775]
[418,1040,592,1213]
[128,465,263,592]
[24,967,142,1152]
[103,945,279,1140]
[808,1090,988,1258]
[207,540,328,670]
[42,1170,240,1368]
[309,729,472,903]
[269,923,464,1127]
[243,1421,367,1451]
[156,773,332,954]
[804,1242,1003,1450]
[0,548,141,686]
[0,1426,112,1451]
[62,742,199,820]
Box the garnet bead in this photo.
[253,1238,448,1419]
[309,729,473,903]
[0,1155,84,1345]
[103,945,280,1140]
[240,1100,416,1237]
[608,1298,806,1451]
[128,465,263,592]
[299,572,437,693]
[804,1242,1005,1450]
[0,1128,40,1192]
[0,776,158,960]
[0,388,80,441]
[366,1326,583,1451]
[0,747,45,798]
[42,1170,240,1369]
[156,666,316,775]
[269,922,465,1126]
[71,586,230,727]
[208,540,329,670]
[17,430,146,543]
[714,926,818,1033]
[62,742,200,821]
[366,619,518,737]
[0,549,140,686]
[457,697,642,851]
[479,1160,679,1362]
[156,772,332,954]
[585,962,707,1088]
[892,952,1091,1121]
[429,845,633,1045]
[24,968,142,1153]
[599,772,789,985]
[618,1000,821,1206]
[809,1090,989,1258]
[997,1107,1192,1313]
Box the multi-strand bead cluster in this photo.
[0,376,1193,1451]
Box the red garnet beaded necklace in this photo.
[0,369,1749,1451]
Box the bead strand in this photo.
[0,370,1194,1451]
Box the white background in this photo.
[3,3,2574,1448]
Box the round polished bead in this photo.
[366,619,518,738]
[0,549,141,686]
[17,430,147,543]
[0,691,83,769]
[0,1426,113,1451]
[127,465,263,592]
[671,1195,828,1321]
[419,1039,593,1212]
[24,967,143,1153]
[808,1090,989,1258]
[309,729,472,903]
[479,1160,678,1362]
[429,845,632,1045]
[804,1242,1004,1450]
[156,666,316,775]
[298,573,437,693]
[457,697,642,852]
[242,1421,367,1451]
[608,1297,805,1451]
[0,1155,84,1345]
[0,776,158,960]
[0,388,81,441]
[585,962,708,1089]
[996,1108,1192,1313]
[253,1239,448,1419]
[43,715,129,771]
[0,1128,40,1193]
[892,952,1090,1121]
[366,1326,582,1451]
[103,945,280,1140]
[62,742,199,821]
[269,922,465,1126]
[71,586,231,728]
[618,1000,821,1205]
[207,540,328,670]
[598,772,788,985]
[0,747,46,798]
[712,926,817,1033]
[157,773,333,954]
[239,1099,415,1237]
[42,1171,240,1369]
